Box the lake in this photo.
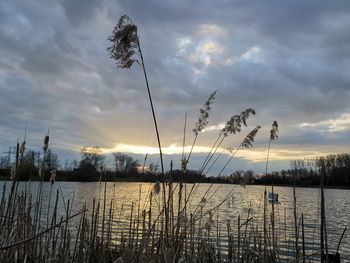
[1,181,349,262]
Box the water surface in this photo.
[1,181,349,262]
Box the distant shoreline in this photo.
[258,183,350,191]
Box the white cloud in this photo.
[298,113,350,132]
[190,41,224,66]
[240,46,263,63]
[175,24,226,71]
[202,123,225,132]
[197,24,225,36]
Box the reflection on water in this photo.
[1,181,349,262]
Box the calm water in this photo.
[1,181,349,262]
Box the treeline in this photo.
[0,148,59,180]
[257,153,350,187]
[0,146,213,183]
[1,145,349,187]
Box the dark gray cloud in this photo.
[1,0,349,173]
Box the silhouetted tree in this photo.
[0,155,10,169]
[70,159,79,170]
[79,146,105,172]
[113,152,139,174]
[18,149,36,180]
[44,149,59,171]
[149,162,159,174]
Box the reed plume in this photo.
[153,181,161,195]
[218,126,261,177]
[43,135,49,152]
[193,90,217,136]
[241,125,261,149]
[186,91,217,164]
[270,120,278,141]
[108,15,139,69]
[201,108,256,175]
[222,108,256,136]
[50,170,56,185]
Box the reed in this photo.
[187,90,217,165]
[217,126,261,177]
[265,121,278,258]
[200,108,256,175]
[108,16,168,236]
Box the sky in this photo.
[1,0,350,175]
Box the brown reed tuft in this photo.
[241,125,261,148]
[108,15,139,69]
[153,181,161,195]
[222,108,256,136]
[43,135,49,152]
[270,120,279,141]
[193,90,217,135]
[50,170,56,184]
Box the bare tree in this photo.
[79,146,105,171]
[44,149,59,171]
[113,152,139,174]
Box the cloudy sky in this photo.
[1,0,349,174]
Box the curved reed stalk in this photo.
[265,121,278,256]
[108,15,171,240]
[217,126,261,177]
[200,108,255,174]
[200,108,256,175]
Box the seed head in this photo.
[50,170,56,185]
[108,15,139,69]
[222,108,256,136]
[43,135,49,151]
[153,181,161,195]
[193,91,217,135]
[20,141,26,155]
[270,121,279,141]
[241,126,261,148]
